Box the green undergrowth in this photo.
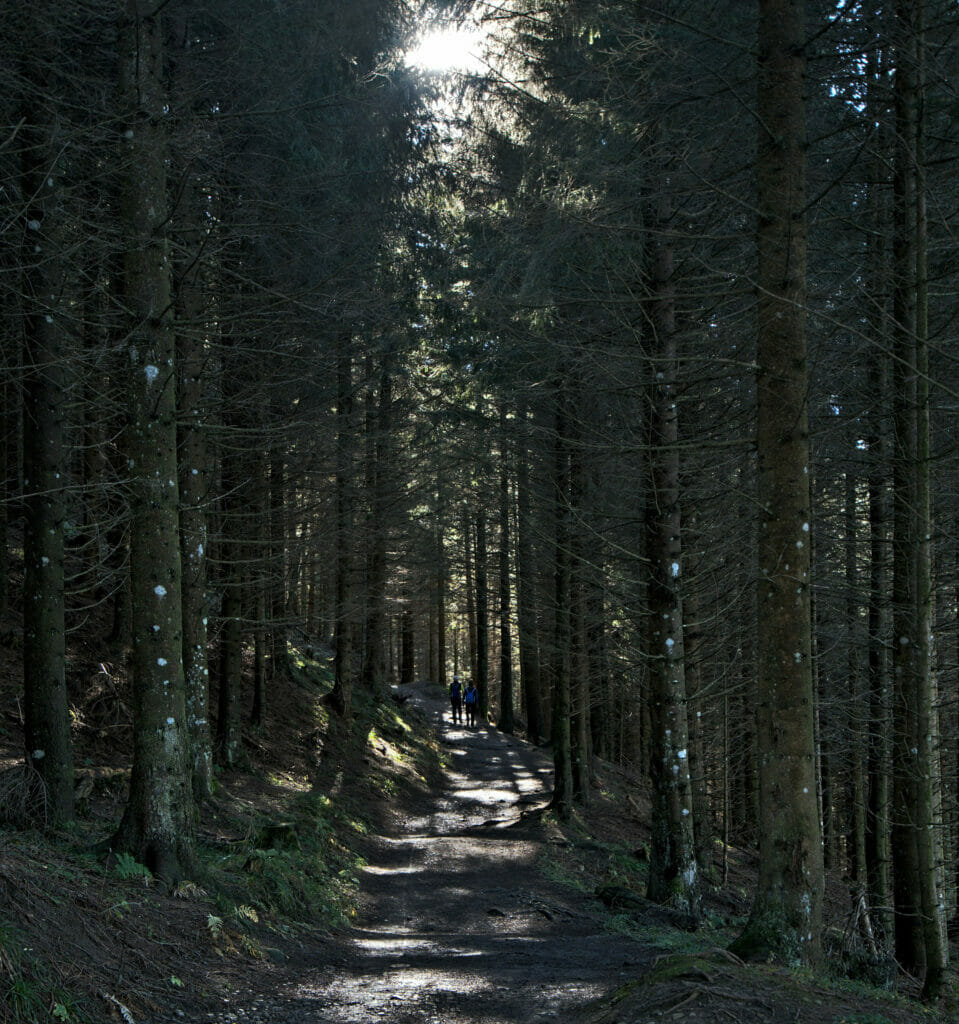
[0,922,96,1024]
[540,822,947,1024]
[539,823,725,955]
[0,656,443,1022]
[586,948,946,1024]
[288,647,334,692]
[199,686,440,932]
[202,789,366,930]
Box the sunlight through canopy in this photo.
[405,24,488,74]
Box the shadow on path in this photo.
[215,680,652,1024]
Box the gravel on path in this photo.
[213,680,651,1024]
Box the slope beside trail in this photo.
[214,679,653,1024]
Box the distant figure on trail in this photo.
[449,674,463,724]
[464,681,478,728]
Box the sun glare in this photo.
[405,26,487,74]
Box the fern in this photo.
[114,852,152,882]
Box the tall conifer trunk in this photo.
[437,527,448,689]
[269,435,289,680]
[568,409,590,801]
[845,473,868,889]
[732,0,823,963]
[174,168,212,800]
[890,0,948,994]
[683,517,712,877]
[112,0,194,881]
[498,410,514,734]
[401,598,415,685]
[475,513,489,717]
[362,359,393,693]
[864,25,893,940]
[643,186,698,917]
[463,512,478,688]
[21,79,74,822]
[515,399,543,743]
[330,334,354,717]
[550,388,573,819]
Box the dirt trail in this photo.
[215,680,652,1024]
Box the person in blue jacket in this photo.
[463,681,479,727]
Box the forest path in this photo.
[215,679,652,1024]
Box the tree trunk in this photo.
[269,435,289,681]
[463,512,478,688]
[864,31,893,940]
[515,399,543,743]
[684,519,712,879]
[568,413,591,802]
[250,446,270,728]
[174,168,213,800]
[362,360,393,694]
[890,1,948,994]
[642,186,698,918]
[845,473,868,889]
[401,597,415,684]
[252,581,267,727]
[428,576,437,683]
[217,577,243,767]
[475,513,489,718]
[20,91,74,823]
[890,0,947,993]
[498,407,514,735]
[550,388,573,819]
[330,333,354,717]
[732,0,822,964]
[112,0,194,882]
[586,568,609,762]
[437,526,448,689]
[0,380,8,636]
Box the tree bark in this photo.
[330,333,354,717]
[515,398,543,743]
[174,166,213,799]
[401,596,415,684]
[864,29,893,939]
[683,519,712,878]
[550,388,573,819]
[20,86,74,823]
[643,185,698,918]
[498,406,514,735]
[475,512,489,717]
[845,472,868,889]
[732,0,823,964]
[569,410,590,802]
[463,512,478,688]
[437,528,448,690]
[892,0,941,991]
[217,571,243,767]
[269,432,289,681]
[361,359,393,694]
[890,0,948,994]
[112,0,194,882]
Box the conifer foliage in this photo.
[1,0,958,996]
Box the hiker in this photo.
[449,674,463,724]
[463,681,478,727]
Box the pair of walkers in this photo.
[449,675,479,728]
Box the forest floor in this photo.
[0,634,954,1024]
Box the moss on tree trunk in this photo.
[731,0,823,966]
[111,0,195,884]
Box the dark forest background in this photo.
[2,0,958,999]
